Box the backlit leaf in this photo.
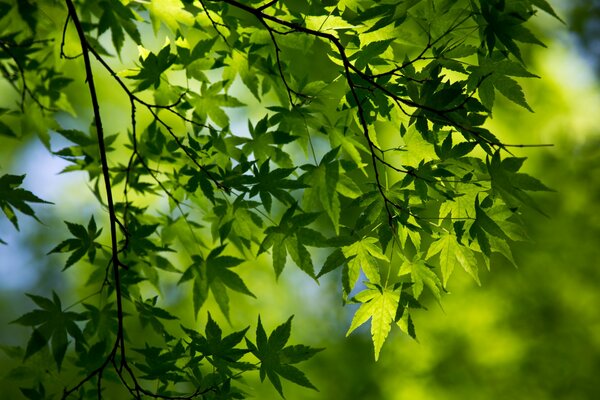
[347,286,399,361]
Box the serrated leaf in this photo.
[280,345,323,364]
[147,0,194,33]
[336,174,362,199]
[444,44,478,58]
[14,292,85,369]
[250,316,319,397]
[224,51,260,99]
[531,0,564,22]
[268,316,292,352]
[285,235,315,278]
[475,198,509,240]
[48,216,102,270]
[347,287,399,361]
[276,364,317,390]
[272,234,287,278]
[478,78,495,111]
[399,255,442,300]
[342,237,386,290]
[494,75,533,112]
[397,308,417,341]
[439,183,486,220]
[24,329,47,361]
[426,233,479,287]
[398,224,421,250]
[317,248,345,278]
[512,173,554,192]
[0,174,50,230]
[182,248,254,319]
[302,157,341,233]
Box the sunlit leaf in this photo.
[347,286,399,361]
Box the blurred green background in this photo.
[1,1,599,399]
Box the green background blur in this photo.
[1,1,599,399]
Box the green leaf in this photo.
[353,39,394,69]
[342,236,387,288]
[268,316,292,352]
[0,174,50,231]
[530,0,564,22]
[135,297,178,334]
[398,223,421,251]
[347,286,399,361]
[488,151,550,216]
[426,232,479,287]
[512,173,554,192]
[131,44,177,91]
[302,154,341,233]
[397,308,418,341]
[48,216,102,270]
[24,329,47,361]
[317,248,346,278]
[0,0,560,388]
[190,83,245,127]
[12,292,85,370]
[399,255,443,301]
[336,173,362,199]
[19,383,46,400]
[97,1,142,54]
[147,0,194,33]
[180,246,255,319]
[475,197,509,240]
[0,119,18,137]
[248,316,320,397]
[259,207,320,279]
[187,312,250,374]
[224,51,260,100]
[494,75,533,112]
[271,234,287,278]
[285,235,315,278]
[280,345,323,364]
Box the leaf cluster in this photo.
[0,0,561,397]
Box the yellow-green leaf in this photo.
[147,0,194,34]
[426,233,479,287]
[399,255,442,300]
[346,287,399,361]
[342,237,387,288]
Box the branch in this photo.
[62,0,128,396]
[83,43,228,192]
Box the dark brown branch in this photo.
[62,0,127,397]
[60,14,81,59]
[216,0,500,226]
[257,0,278,11]
[197,0,230,45]
[217,0,405,226]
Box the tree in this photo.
[0,0,560,398]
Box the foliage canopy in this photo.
[0,0,560,398]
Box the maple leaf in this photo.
[346,284,400,361]
[342,236,388,293]
[48,216,102,270]
[0,174,50,235]
[12,292,86,370]
[399,254,443,301]
[426,232,479,287]
[246,316,322,398]
[178,245,255,319]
